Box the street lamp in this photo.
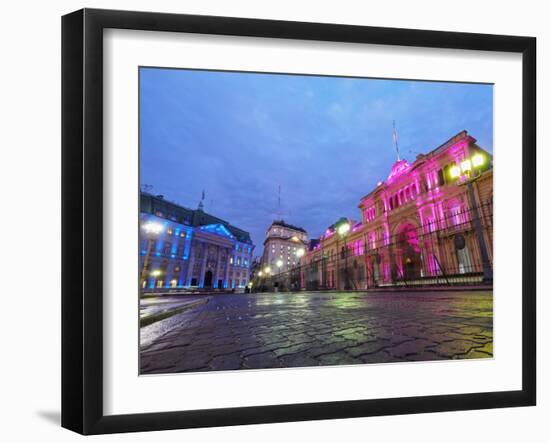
[472,153,485,168]
[143,221,164,235]
[296,248,305,258]
[449,165,461,179]
[448,152,492,283]
[140,220,165,289]
[149,269,163,289]
[276,259,283,270]
[335,220,351,290]
[337,222,350,237]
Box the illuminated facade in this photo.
[299,131,493,289]
[261,220,308,275]
[140,193,254,290]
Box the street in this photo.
[139,290,493,374]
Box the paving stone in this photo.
[432,339,484,358]
[209,353,243,370]
[242,351,283,369]
[316,351,363,366]
[345,341,391,357]
[386,339,438,358]
[359,350,400,364]
[140,291,493,374]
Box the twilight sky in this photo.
[140,68,493,256]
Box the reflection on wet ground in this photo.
[140,290,493,374]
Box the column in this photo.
[212,245,222,288]
[199,242,208,287]
[223,247,231,289]
[185,240,196,287]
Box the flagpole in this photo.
[393,120,401,161]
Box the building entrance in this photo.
[204,270,213,288]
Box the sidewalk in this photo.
[140,295,211,327]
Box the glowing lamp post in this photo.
[335,220,351,290]
[276,259,283,272]
[449,165,461,179]
[449,152,492,283]
[337,222,350,237]
[294,248,306,290]
[140,221,164,289]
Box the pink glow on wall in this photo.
[438,203,446,229]
[383,262,390,281]
[364,206,376,222]
[383,225,390,246]
[367,231,376,250]
[351,221,363,232]
[387,159,411,183]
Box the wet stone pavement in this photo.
[139,290,493,374]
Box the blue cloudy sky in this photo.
[140,68,493,256]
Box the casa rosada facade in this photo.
[299,130,493,290]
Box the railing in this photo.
[253,201,493,291]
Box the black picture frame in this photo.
[61,8,536,435]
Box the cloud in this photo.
[140,68,493,254]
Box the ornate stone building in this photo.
[299,130,493,290]
[139,193,254,291]
[261,220,308,275]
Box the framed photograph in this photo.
[62,8,536,434]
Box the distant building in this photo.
[299,130,493,290]
[140,192,254,290]
[261,220,308,275]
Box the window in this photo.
[457,244,472,273]
[449,203,465,227]
[438,169,445,186]
[167,227,173,235]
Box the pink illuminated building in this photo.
[299,130,493,290]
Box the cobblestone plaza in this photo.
[140,290,493,374]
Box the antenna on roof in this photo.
[198,189,205,211]
[277,185,281,219]
[393,120,401,161]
